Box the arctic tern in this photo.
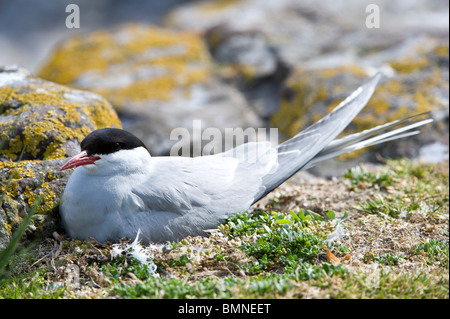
[60,73,433,243]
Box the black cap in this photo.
[81,128,149,156]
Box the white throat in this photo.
[82,146,151,176]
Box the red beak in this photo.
[61,151,101,171]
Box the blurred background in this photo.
[0,0,197,71]
[1,0,448,175]
[0,0,447,72]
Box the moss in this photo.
[1,159,447,299]
[39,24,212,110]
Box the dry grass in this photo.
[0,159,448,299]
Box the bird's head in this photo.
[61,128,150,172]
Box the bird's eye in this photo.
[114,142,121,150]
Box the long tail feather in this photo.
[256,72,382,201]
[254,73,433,203]
[304,113,433,168]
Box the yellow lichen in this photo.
[434,43,449,57]
[0,159,60,233]
[388,38,447,75]
[43,142,65,160]
[272,71,330,138]
[195,0,240,11]
[320,64,368,79]
[2,221,12,237]
[80,101,121,130]
[0,81,121,161]
[271,41,447,159]
[23,183,56,214]
[0,70,122,233]
[38,24,212,110]
[0,86,13,107]
[273,65,367,139]
[0,161,35,201]
[388,57,429,74]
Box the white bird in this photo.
[59,73,433,243]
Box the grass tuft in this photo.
[0,159,448,298]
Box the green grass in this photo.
[374,252,402,266]
[0,273,66,299]
[333,267,449,298]
[343,166,395,190]
[222,210,346,276]
[359,195,406,218]
[0,158,448,298]
[346,159,449,219]
[104,209,349,298]
[413,239,449,268]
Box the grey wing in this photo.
[141,141,278,214]
[255,72,382,201]
[131,146,277,241]
[136,156,238,212]
[133,73,381,222]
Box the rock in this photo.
[205,24,280,79]
[166,0,344,67]
[120,78,262,155]
[38,24,262,156]
[0,159,67,249]
[166,0,448,67]
[0,65,121,161]
[167,0,449,175]
[204,24,290,120]
[0,65,121,248]
[37,2,448,161]
[272,36,449,176]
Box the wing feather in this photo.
[130,144,278,241]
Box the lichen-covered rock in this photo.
[31,1,448,165]
[0,159,68,248]
[39,24,211,109]
[0,65,121,248]
[205,25,279,80]
[166,0,448,123]
[271,36,449,175]
[204,24,289,119]
[38,24,262,155]
[0,65,121,161]
[167,0,340,67]
[166,0,447,68]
